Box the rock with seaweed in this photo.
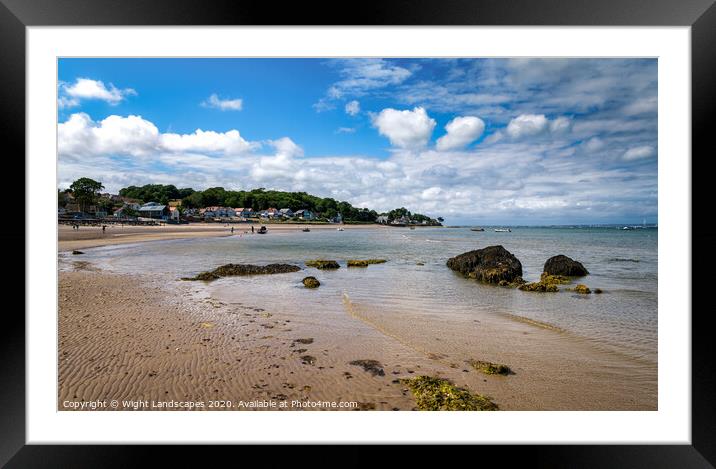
[401,376,498,411]
[446,245,523,284]
[181,271,221,281]
[543,255,589,277]
[71,250,84,255]
[468,359,511,375]
[182,263,300,281]
[302,276,320,288]
[518,281,559,292]
[305,259,340,269]
[539,273,571,285]
[346,259,387,267]
[594,288,603,294]
[568,284,592,294]
[349,359,385,377]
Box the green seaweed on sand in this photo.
[306,259,340,269]
[347,259,387,267]
[401,376,498,411]
[468,360,511,376]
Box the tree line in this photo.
[62,179,442,224]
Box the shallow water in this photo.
[74,226,656,362]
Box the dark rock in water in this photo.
[302,276,320,288]
[306,259,340,269]
[181,271,220,281]
[347,259,387,267]
[446,245,523,284]
[213,263,301,276]
[543,255,589,276]
[182,263,300,281]
[349,359,385,377]
[594,288,604,294]
[71,250,84,255]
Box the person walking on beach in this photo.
[251,225,254,234]
[231,226,234,234]
[102,225,106,235]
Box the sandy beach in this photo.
[59,232,656,411]
[58,222,388,252]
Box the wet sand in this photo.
[58,223,389,252]
[59,262,656,411]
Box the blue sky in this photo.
[58,58,658,225]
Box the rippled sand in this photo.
[59,265,656,410]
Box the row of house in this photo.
[113,204,320,221]
[191,206,317,221]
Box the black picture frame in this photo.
[1,0,712,466]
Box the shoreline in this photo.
[58,222,392,252]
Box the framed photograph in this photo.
[4,0,713,464]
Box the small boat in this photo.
[470,227,485,232]
[302,228,311,232]
[409,226,416,230]
[337,227,344,231]
[494,228,511,232]
[257,226,267,234]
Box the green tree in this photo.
[69,177,104,213]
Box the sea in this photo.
[72,225,658,368]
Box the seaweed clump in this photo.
[347,259,387,267]
[401,376,498,411]
[519,281,559,292]
[569,284,592,294]
[468,360,511,376]
[306,259,340,269]
[302,276,320,288]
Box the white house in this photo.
[169,207,181,221]
[294,209,315,220]
[138,202,169,220]
[234,208,255,218]
[201,206,235,219]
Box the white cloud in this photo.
[583,137,606,153]
[436,116,485,151]
[59,78,136,107]
[372,107,436,149]
[202,93,243,111]
[336,127,356,134]
[345,100,361,116]
[506,114,549,139]
[315,59,412,110]
[623,145,655,161]
[505,114,572,140]
[59,113,257,158]
[161,129,256,154]
[549,116,572,134]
